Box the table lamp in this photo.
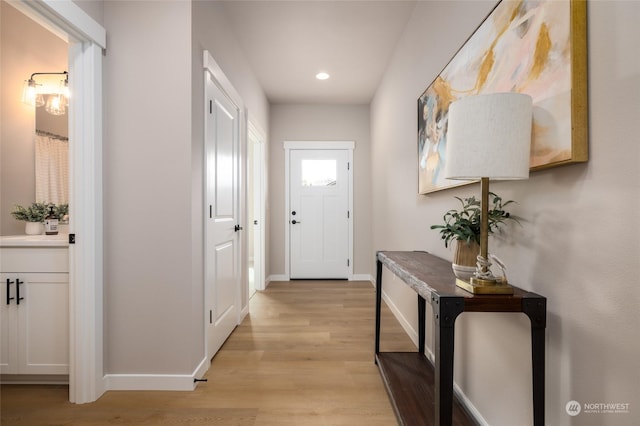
[444,92,532,294]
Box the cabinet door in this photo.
[17,273,69,375]
[0,275,19,374]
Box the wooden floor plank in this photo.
[1,280,416,425]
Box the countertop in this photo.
[0,234,69,247]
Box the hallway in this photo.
[1,281,415,425]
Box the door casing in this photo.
[202,51,248,363]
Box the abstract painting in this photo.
[418,0,587,194]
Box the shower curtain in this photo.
[35,131,69,205]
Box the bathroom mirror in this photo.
[35,100,69,205]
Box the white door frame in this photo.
[10,0,106,403]
[248,120,266,291]
[283,141,354,280]
[203,51,248,359]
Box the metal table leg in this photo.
[433,295,464,425]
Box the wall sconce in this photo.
[22,71,69,115]
[444,92,533,294]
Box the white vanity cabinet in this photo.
[0,240,69,376]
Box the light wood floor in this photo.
[1,280,416,425]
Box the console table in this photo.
[375,251,546,426]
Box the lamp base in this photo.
[455,278,514,295]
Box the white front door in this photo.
[289,149,351,279]
[205,73,240,359]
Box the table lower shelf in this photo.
[376,352,476,426]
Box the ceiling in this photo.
[221,1,417,105]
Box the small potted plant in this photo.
[53,203,69,221]
[11,202,50,235]
[430,193,519,279]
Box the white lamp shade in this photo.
[444,93,533,180]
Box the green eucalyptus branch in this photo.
[11,202,69,222]
[430,193,520,248]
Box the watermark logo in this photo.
[566,400,581,416]
[566,400,630,416]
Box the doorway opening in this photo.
[8,0,106,404]
[1,3,69,384]
[247,120,266,295]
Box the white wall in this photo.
[268,104,372,279]
[0,1,68,235]
[371,1,640,425]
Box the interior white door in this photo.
[289,149,350,279]
[205,73,240,359]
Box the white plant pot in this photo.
[25,222,43,235]
[452,264,476,281]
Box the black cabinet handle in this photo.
[16,278,24,305]
[6,278,14,305]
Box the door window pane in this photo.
[301,160,336,187]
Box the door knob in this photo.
[234,224,243,232]
[291,220,301,225]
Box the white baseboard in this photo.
[267,274,289,282]
[350,273,373,282]
[239,304,249,322]
[192,356,210,383]
[267,274,373,283]
[454,382,490,425]
[380,289,419,346]
[104,374,195,391]
[104,357,210,392]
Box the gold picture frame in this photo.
[418,0,588,194]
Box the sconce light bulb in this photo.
[22,79,44,107]
[45,93,66,116]
[60,79,70,106]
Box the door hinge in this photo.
[209,310,213,324]
[347,259,350,267]
[347,162,350,170]
[209,205,212,218]
[347,211,350,219]
[209,100,213,114]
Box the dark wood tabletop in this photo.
[377,250,544,312]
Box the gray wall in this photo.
[268,104,372,278]
[191,0,270,307]
[0,1,68,235]
[371,1,640,425]
[103,0,195,374]
[102,0,269,377]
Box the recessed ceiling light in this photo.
[315,72,330,81]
